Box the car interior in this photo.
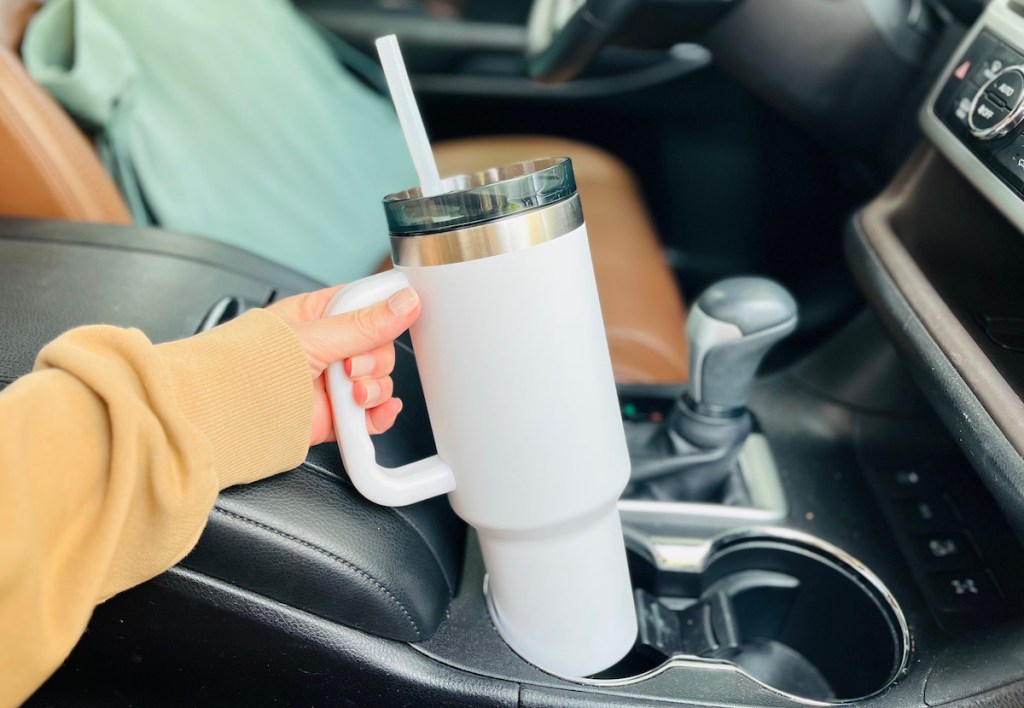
[4,0,1024,705]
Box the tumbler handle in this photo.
[325,270,456,506]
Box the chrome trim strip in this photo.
[484,526,911,705]
[390,195,583,267]
[618,433,788,531]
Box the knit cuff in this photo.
[156,309,313,488]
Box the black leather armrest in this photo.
[185,443,465,642]
[183,339,466,642]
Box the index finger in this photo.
[266,284,347,323]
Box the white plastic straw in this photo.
[375,35,444,197]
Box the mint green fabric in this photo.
[22,0,417,284]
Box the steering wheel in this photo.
[526,0,643,83]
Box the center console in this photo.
[18,198,1024,705]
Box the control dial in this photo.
[969,66,1024,140]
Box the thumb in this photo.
[292,287,421,373]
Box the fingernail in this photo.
[388,287,419,317]
[357,379,382,406]
[346,354,374,378]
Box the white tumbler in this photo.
[325,158,637,677]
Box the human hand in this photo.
[266,283,422,446]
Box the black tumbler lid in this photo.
[383,157,576,236]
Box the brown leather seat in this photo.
[0,0,688,383]
[0,0,129,224]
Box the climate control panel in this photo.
[968,65,1024,140]
[922,0,1024,231]
[934,29,1024,195]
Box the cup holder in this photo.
[590,529,910,703]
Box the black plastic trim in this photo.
[0,217,321,293]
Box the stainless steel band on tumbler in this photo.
[391,195,583,267]
[383,157,583,267]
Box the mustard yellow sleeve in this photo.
[0,309,313,706]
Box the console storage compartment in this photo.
[847,145,1024,539]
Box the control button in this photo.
[958,33,998,87]
[968,67,1024,140]
[952,58,972,82]
[994,135,1024,190]
[987,70,1024,107]
[926,571,1002,613]
[911,532,980,572]
[970,45,1024,88]
[969,93,1011,135]
[894,497,959,533]
[980,56,1010,84]
[881,468,940,499]
[947,89,976,134]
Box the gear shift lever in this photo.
[628,277,797,497]
[685,277,798,417]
